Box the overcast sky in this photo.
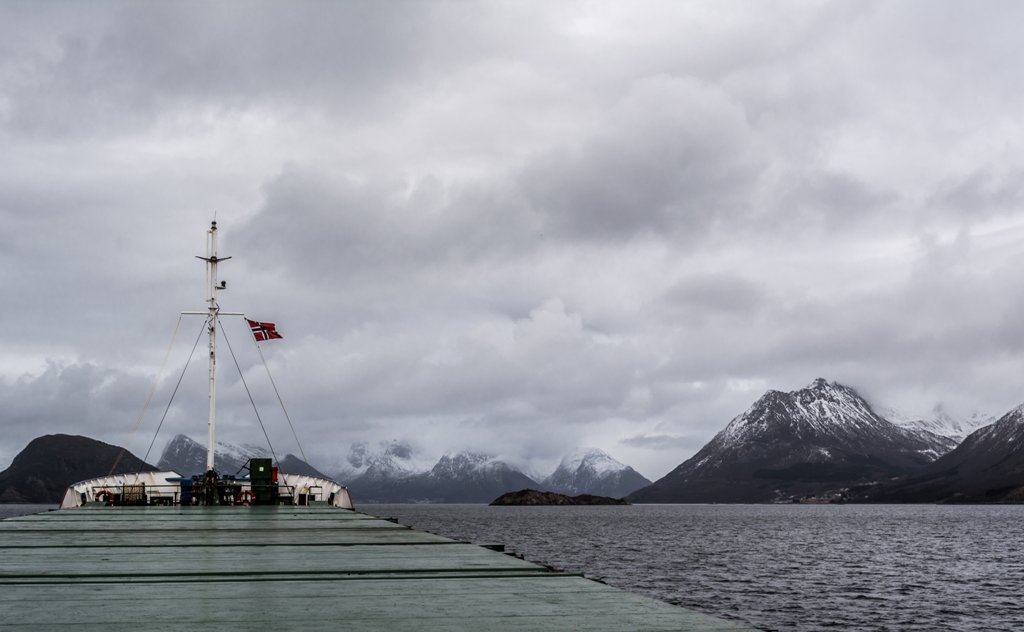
[3,1,1024,479]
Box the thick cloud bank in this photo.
[3,2,1024,478]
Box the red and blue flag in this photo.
[246,318,283,342]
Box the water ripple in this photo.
[375,503,1024,631]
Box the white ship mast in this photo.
[193,221,235,473]
[58,220,354,509]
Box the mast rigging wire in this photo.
[107,316,182,477]
[252,333,310,466]
[218,319,282,479]
[136,318,209,473]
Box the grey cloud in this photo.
[619,433,700,450]
[7,3,1024,481]
[232,167,537,284]
[2,3,443,137]
[930,169,1024,219]
[272,298,646,425]
[521,75,764,241]
[772,170,896,231]
[662,273,769,321]
[0,361,154,464]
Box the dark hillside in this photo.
[869,405,1024,502]
[0,434,156,503]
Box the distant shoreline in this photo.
[491,489,628,505]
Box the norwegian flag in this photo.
[246,318,283,342]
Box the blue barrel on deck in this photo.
[180,479,193,505]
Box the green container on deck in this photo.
[250,458,276,505]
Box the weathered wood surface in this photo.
[0,505,752,631]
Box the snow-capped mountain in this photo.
[543,448,651,498]
[344,448,538,503]
[157,434,323,477]
[425,452,538,502]
[872,403,1024,502]
[882,405,994,444]
[630,378,941,503]
[157,434,265,475]
[430,452,504,480]
[330,440,433,483]
[337,442,654,502]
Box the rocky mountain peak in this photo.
[544,447,651,498]
[807,377,830,390]
[431,452,505,480]
[630,378,944,503]
[554,448,632,478]
[1003,404,1024,423]
[869,400,1024,502]
[157,434,320,477]
[353,441,427,481]
[800,378,862,401]
[882,403,994,443]
[967,404,1024,446]
[721,379,887,449]
[0,435,156,503]
[344,448,536,502]
[346,440,417,469]
[337,441,651,502]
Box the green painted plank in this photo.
[0,518,407,531]
[0,576,749,631]
[0,547,543,578]
[0,529,454,548]
[0,506,753,631]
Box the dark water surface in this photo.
[0,504,54,519]
[371,503,1024,631]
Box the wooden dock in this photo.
[0,505,751,630]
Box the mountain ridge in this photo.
[630,378,947,503]
[157,434,326,478]
[335,442,652,502]
[542,448,651,498]
[347,449,539,503]
[869,404,1024,502]
[0,434,157,503]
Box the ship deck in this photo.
[0,505,750,631]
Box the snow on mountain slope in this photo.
[334,440,432,482]
[871,403,1024,502]
[882,405,994,443]
[630,378,943,503]
[157,434,323,477]
[343,448,538,502]
[557,448,627,477]
[543,448,651,497]
[157,434,264,475]
[922,404,1024,477]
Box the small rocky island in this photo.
[490,489,629,506]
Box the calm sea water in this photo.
[370,503,1024,632]
[0,504,54,519]
[4,502,1020,630]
